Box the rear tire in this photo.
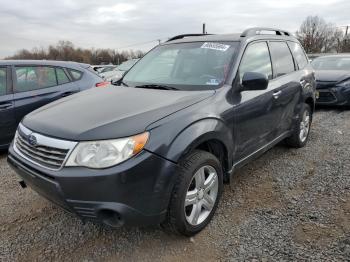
[162,150,223,236]
[285,103,312,148]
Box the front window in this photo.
[312,56,350,71]
[123,42,238,90]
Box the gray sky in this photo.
[0,0,349,58]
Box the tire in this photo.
[285,103,312,148]
[162,150,223,236]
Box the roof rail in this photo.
[240,27,291,37]
[166,34,213,42]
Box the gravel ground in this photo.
[0,109,349,262]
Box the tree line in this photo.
[6,41,145,65]
[5,15,350,62]
[296,15,349,53]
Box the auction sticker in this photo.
[201,42,230,52]
[206,79,220,85]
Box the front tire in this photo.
[286,103,312,148]
[162,150,223,236]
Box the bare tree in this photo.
[296,16,344,53]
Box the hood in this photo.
[23,86,214,141]
[315,70,350,83]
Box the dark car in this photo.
[0,60,106,149]
[311,54,350,106]
[8,28,316,236]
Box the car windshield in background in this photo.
[123,42,238,90]
[311,56,350,70]
[100,66,117,73]
[117,59,139,71]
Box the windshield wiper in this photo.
[134,84,178,90]
[120,80,129,87]
[111,79,128,87]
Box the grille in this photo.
[14,124,76,170]
[15,132,69,169]
[318,90,337,103]
[316,81,337,89]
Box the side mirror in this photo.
[241,72,268,91]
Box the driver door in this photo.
[232,41,276,163]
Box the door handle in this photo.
[273,91,282,99]
[0,103,13,110]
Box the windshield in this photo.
[123,41,238,90]
[312,56,350,70]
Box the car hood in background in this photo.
[315,70,350,83]
[22,86,214,141]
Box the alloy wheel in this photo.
[299,110,310,143]
[184,165,219,226]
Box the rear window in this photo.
[0,68,6,96]
[269,41,295,77]
[288,42,308,69]
[56,68,70,85]
[15,66,57,92]
[68,69,83,81]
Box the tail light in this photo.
[95,81,110,87]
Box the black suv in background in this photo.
[0,60,105,149]
[8,28,316,236]
[311,54,350,106]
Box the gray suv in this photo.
[8,28,316,236]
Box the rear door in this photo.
[268,41,301,136]
[13,65,79,124]
[0,66,16,146]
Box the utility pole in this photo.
[202,23,207,34]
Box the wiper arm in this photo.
[120,80,129,87]
[111,79,128,87]
[134,84,178,90]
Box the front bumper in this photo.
[7,145,177,227]
[316,85,350,106]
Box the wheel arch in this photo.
[305,96,315,114]
[165,118,233,181]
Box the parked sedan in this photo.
[312,54,350,106]
[0,60,106,149]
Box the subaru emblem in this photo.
[28,135,37,146]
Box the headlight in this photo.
[337,79,350,88]
[65,132,149,168]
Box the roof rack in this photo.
[240,27,291,37]
[166,34,213,42]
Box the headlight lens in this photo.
[65,132,149,168]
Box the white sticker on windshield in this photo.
[201,42,230,52]
[206,79,220,85]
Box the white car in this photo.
[100,59,139,82]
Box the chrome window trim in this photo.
[13,123,78,171]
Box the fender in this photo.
[146,118,234,171]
